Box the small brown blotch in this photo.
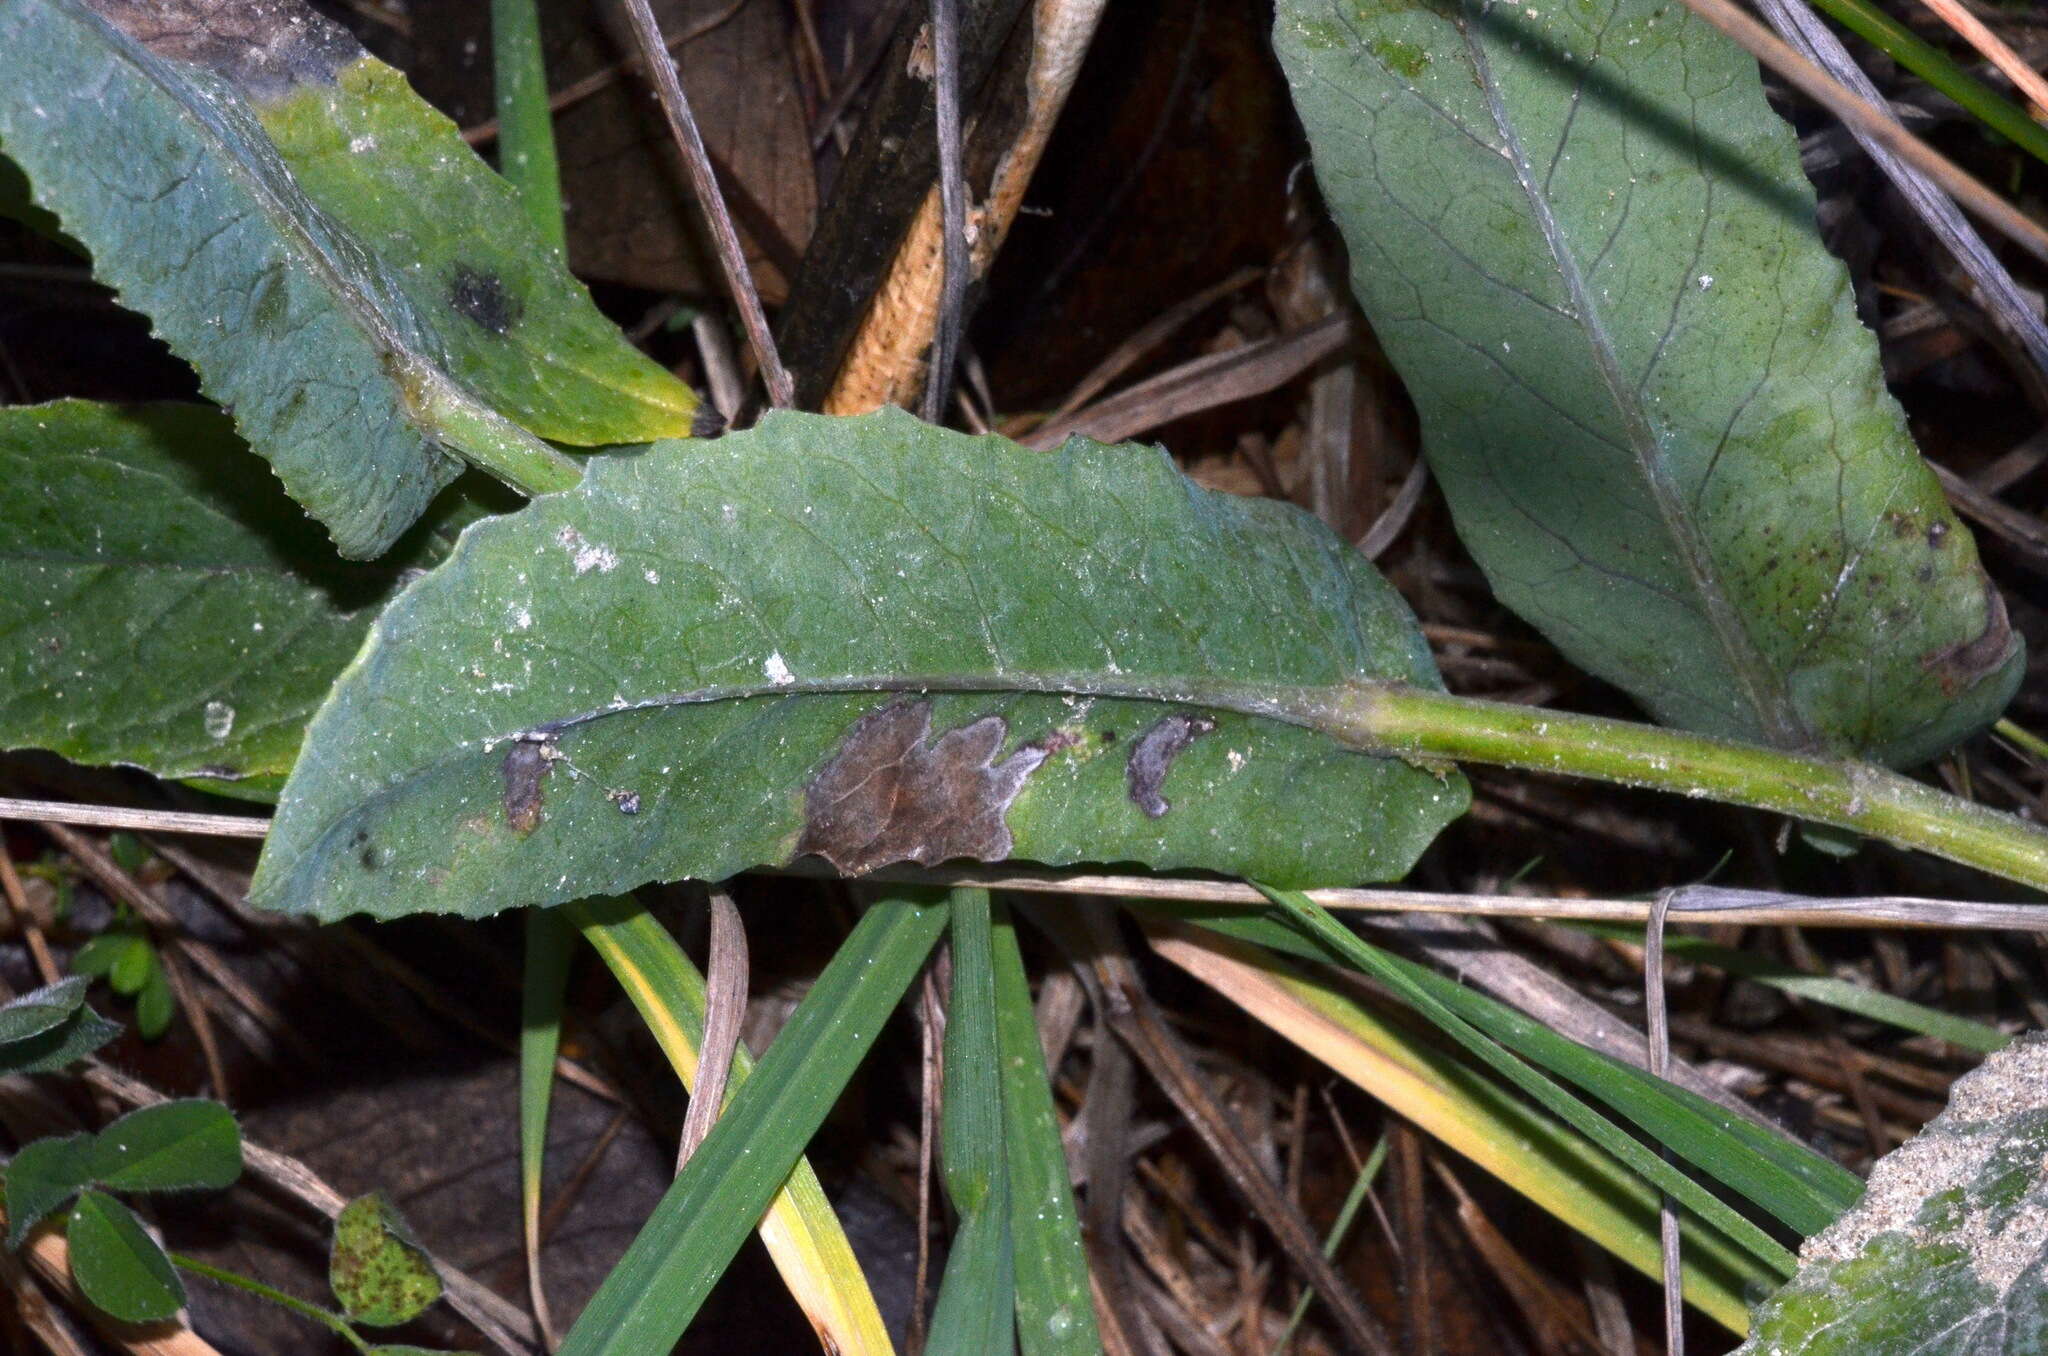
[609,789,642,816]
[448,265,521,335]
[1922,574,2018,692]
[795,701,1049,874]
[1927,519,1950,550]
[1100,729,1117,743]
[1126,713,1218,818]
[502,738,554,835]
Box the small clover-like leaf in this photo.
[66,1190,183,1324]
[0,977,88,1046]
[89,1100,242,1195]
[331,1192,442,1326]
[4,1133,94,1247]
[0,1007,122,1078]
[134,969,176,1043]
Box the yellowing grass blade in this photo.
[565,895,896,1355]
[1140,917,1767,1333]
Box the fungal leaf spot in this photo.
[501,738,553,835]
[795,701,1049,874]
[1126,713,1217,818]
[448,264,520,335]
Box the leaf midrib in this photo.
[1455,0,1805,748]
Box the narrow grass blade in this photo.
[1573,921,2010,1054]
[1140,917,1769,1331]
[1255,887,1797,1276]
[991,902,1099,1354]
[1275,1132,1389,1353]
[927,889,1017,1356]
[518,906,576,1344]
[1154,902,1859,1233]
[563,893,942,1355]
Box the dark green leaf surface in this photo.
[0,401,496,787]
[253,409,1468,921]
[0,977,88,1046]
[89,1100,242,1195]
[0,1006,121,1077]
[1740,1032,2048,1353]
[0,1,691,555]
[4,1133,94,1246]
[1276,0,2021,765]
[330,1192,442,1326]
[67,1190,184,1323]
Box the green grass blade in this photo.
[559,892,946,1356]
[1256,887,1797,1276]
[1573,922,2010,1054]
[1153,901,1859,1233]
[488,0,565,252]
[927,889,1017,1356]
[517,906,576,1338]
[568,894,898,1355]
[1275,1132,1389,1353]
[1141,916,1771,1332]
[1803,0,2048,168]
[991,902,1099,1355]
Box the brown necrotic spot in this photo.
[448,266,521,335]
[795,701,1050,874]
[87,0,361,98]
[502,739,554,835]
[1923,577,2018,695]
[1125,712,1217,818]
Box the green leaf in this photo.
[134,967,176,1042]
[0,1006,122,1077]
[107,935,155,998]
[252,409,1468,922]
[991,904,1098,1354]
[1739,1032,2048,1353]
[0,977,88,1046]
[66,1190,184,1323]
[89,1100,242,1195]
[0,0,692,554]
[330,1191,443,1326]
[70,931,141,982]
[1275,0,2021,766]
[4,1133,95,1247]
[928,889,1018,1356]
[0,401,501,787]
[557,892,949,1356]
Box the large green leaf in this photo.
[1739,1032,2048,1353]
[0,401,496,787]
[0,0,694,556]
[1275,0,2020,766]
[252,409,1468,921]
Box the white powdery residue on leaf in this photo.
[203,701,235,741]
[764,652,795,686]
[644,569,660,585]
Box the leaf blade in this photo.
[66,1190,184,1324]
[88,1099,242,1195]
[253,409,1466,921]
[0,0,687,555]
[1275,0,2020,764]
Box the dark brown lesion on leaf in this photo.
[86,0,361,98]
[794,701,1050,874]
[448,266,521,335]
[1924,577,2018,696]
[501,739,554,835]
[1125,713,1217,818]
